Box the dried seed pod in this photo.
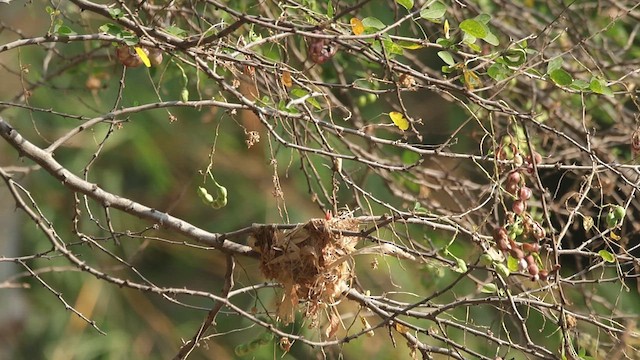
[510,247,524,260]
[519,186,532,201]
[513,153,524,167]
[522,242,540,253]
[531,151,542,165]
[399,73,416,88]
[538,269,549,281]
[505,181,518,195]
[632,128,640,153]
[309,38,337,64]
[115,46,142,67]
[532,223,546,240]
[528,263,539,280]
[512,199,526,215]
[148,48,163,66]
[507,171,521,185]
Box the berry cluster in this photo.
[490,150,553,281]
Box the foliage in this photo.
[1,0,640,359]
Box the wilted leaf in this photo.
[389,111,410,131]
[350,18,364,35]
[394,322,409,334]
[582,216,593,232]
[281,70,292,88]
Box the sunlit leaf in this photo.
[389,111,410,131]
[598,250,615,263]
[582,216,593,232]
[460,19,487,38]
[396,0,413,10]
[350,18,364,35]
[134,47,151,67]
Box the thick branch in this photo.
[0,117,254,256]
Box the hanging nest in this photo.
[250,217,359,325]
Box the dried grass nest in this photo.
[250,217,359,325]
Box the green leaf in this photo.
[549,69,573,86]
[396,0,413,10]
[437,51,455,66]
[326,0,334,17]
[99,23,121,35]
[613,205,625,221]
[475,13,491,24]
[420,1,446,20]
[362,17,386,30]
[507,255,519,272]
[165,25,187,38]
[502,49,526,66]
[382,38,404,56]
[570,79,590,90]
[484,32,500,46]
[53,24,77,36]
[460,19,487,39]
[402,150,421,165]
[598,250,615,263]
[306,97,322,110]
[481,283,498,294]
[546,57,563,74]
[396,40,424,49]
[590,78,614,96]
[108,8,123,19]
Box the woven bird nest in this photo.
[251,217,359,325]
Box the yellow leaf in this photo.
[610,231,621,241]
[389,111,410,131]
[134,47,151,68]
[350,18,364,35]
[444,19,450,39]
